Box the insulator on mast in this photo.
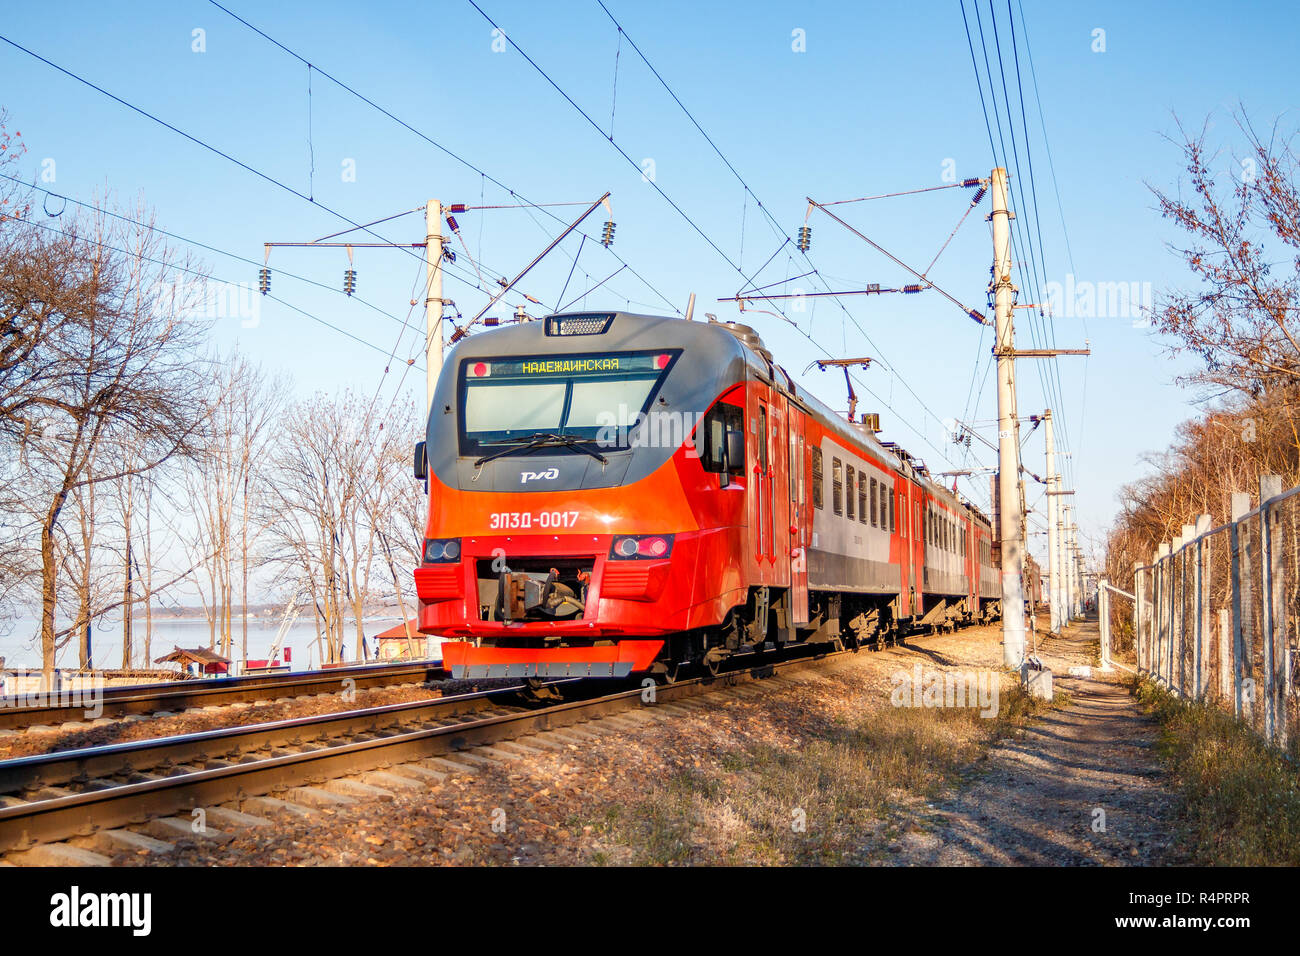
[601,221,616,246]
[796,225,812,252]
[343,269,356,296]
[258,267,271,295]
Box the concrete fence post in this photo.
[1259,475,1283,744]
[1099,576,1112,670]
[1168,540,1180,694]
[1156,544,1170,687]
[1152,555,1162,679]
[1185,522,1190,697]
[1229,492,1251,721]
[1218,608,1232,701]
[1133,566,1142,673]
[1196,514,1212,699]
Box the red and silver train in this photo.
[412,310,1000,680]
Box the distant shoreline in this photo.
[0,600,410,624]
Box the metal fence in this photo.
[1124,474,1299,752]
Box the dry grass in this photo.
[1135,677,1300,865]
[586,680,1048,865]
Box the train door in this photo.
[912,489,924,616]
[755,396,776,568]
[896,483,910,616]
[965,520,976,611]
[788,409,809,623]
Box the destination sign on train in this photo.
[467,353,671,378]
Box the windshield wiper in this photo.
[474,432,609,468]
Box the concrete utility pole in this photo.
[1060,504,1072,621]
[425,199,446,415]
[1069,523,1081,617]
[991,167,1026,669]
[1043,409,1062,634]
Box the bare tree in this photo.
[183,353,286,661]
[9,202,212,685]
[260,392,418,664]
[1150,111,1300,401]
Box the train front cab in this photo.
[414,314,812,679]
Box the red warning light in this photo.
[638,536,669,557]
[472,362,489,377]
[655,353,670,369]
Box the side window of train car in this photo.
[700,402,745,476]
[812,447,823,509]
[868,478,877,526]
[845,466,855,520]
[832,458,843,515]
[889,488,896,532]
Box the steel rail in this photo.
[0,650,844,853]
[0,661,447,732]
[0,683,553,796]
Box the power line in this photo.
[0,31,447,278]
[0,26,656,334]
[560,1,987,470]
[960,0,1079,492]
[2,173,427,335]
[19,216,424,366]
[207,0,683,317]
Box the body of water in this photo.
[0,612,430,672]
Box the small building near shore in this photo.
[373,620,437,661]
[154,646,231,676]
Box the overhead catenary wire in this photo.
[0,32,453,283]
[518,0,988,472]
[19,216,425,367]
[590,0,984,453]
[958,0,1084,539]
[0,173,534,345]
[204,0,682,318]
[960,0,1076,492]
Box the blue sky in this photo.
[2,0,1298,565]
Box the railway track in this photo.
[0,660,447,734]
[0,647,845,864]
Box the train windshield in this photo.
[458,350,679,453]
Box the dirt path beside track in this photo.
[897,618,1181,866]
[62,616,1183,867]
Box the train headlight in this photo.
[609,534,674,560]
[423,538,462,563]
